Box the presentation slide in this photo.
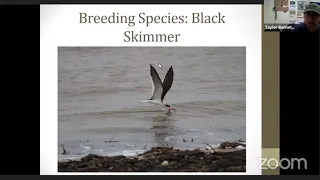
[40,0,320,176]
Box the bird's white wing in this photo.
[150,64,163,100]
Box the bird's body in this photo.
[142,64,175,112]
[142,99,166,107]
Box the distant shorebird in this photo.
[141,64,175,113]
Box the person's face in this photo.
[304,12,320,28]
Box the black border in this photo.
[279,32,320,175]
[31,175,320,178]
[1,0,264,5]
[39,0,263,4]
[0,4,38,175]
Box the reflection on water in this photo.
[151,114,177,147]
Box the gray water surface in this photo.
[58,47,246,158]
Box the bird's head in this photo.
[165,104,175,111]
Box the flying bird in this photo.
[141,64,175,113]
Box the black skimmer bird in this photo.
[141,64,175,113]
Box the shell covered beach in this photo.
[58,141,246,172]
